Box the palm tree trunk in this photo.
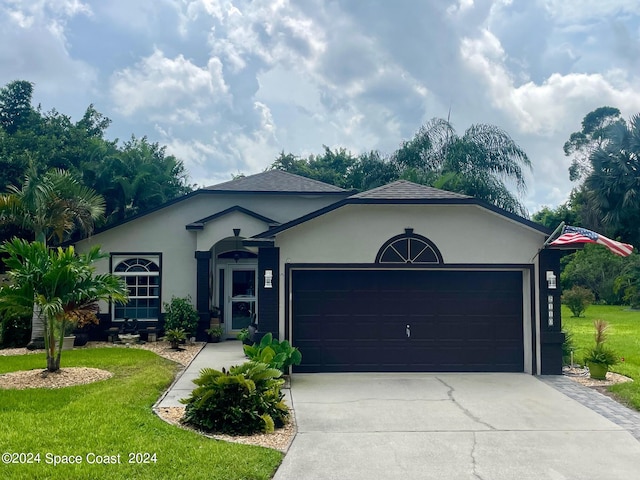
[46,353,60,372]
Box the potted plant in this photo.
[584,319,619,380]
[237,328,251,345]
[205,326,224,343]
[165,328,187,350]
[61,321,76,351]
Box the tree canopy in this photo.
[0,80,194,237]
[271,118,532,216]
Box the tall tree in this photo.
[392,119,531,216]
[80,136,193,223]
[583,113,640,246]
[0,80,35,134]
[271,146,358,189]
[564,106,624,182]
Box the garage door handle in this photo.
[406,324,411,338]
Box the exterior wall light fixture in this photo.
[264,270,273,289]
[546,271,557,289]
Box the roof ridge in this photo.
[206,170,347,193]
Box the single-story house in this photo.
[74,170,564,374]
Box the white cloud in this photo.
[460,29,640,135]
[0,0,97,112]
[110,49,229,116]
[541,0,640,23]
[1,0,638,213]
[447,0,475,16]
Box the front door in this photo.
[226,265,257,334]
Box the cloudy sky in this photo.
[1,0,640,214]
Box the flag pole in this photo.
[541,221,566,249]
[531,221,565,262]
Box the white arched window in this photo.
[112,256,160,321]
[375,229,443,264]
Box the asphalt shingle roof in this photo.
[206,170,348,193]
[350,180,471,200]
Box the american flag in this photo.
[549,226,634,257]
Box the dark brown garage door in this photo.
[292,270,524,372]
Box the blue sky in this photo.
[1,0,639,214]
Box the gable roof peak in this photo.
[206,170,348,193]
[351,180,471,200]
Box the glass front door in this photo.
[227,266,257,331]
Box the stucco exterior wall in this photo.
[74,191,347,312]
[275,204,545,265]
[196,211,270,252]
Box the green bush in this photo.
[243,332,302,372]
[180,361,289,435]
[0,313,31,348]
[163,295,199,335]
[561,286,595,317]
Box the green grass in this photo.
[0,348,283,479]
[562,304,640,410]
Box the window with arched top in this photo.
[112,256,161,321]
[375,229,443,264]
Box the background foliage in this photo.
[0,80,194,243]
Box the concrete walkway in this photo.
[155,340,248,408]
[157,345,640,479]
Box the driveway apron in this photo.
[273,373,640,480]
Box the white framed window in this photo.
[112,256,160,321]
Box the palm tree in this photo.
[0,239,128,372]
[393,119,532,216]
[584,113,640,246]
[0,166,105,244]
[0,166,106,343]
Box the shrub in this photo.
[165,328,187,349]
[163,296,199,335]
[243,333,302,372]
[0,313,31,348]
[180,361,289,435]
[561,286,595,317]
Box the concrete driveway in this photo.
[273,373,640,480]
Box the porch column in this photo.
[257,247,279,339]
[195,250,212,342]
[539,248,564,374]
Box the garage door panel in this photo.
[292,270,524,373]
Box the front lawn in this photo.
[562,304,640,410]
[0,348,282,479]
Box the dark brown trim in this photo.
[255,198,551,239]
[375,229,444,264]
[186,205,277,230]
[530,268,537,375]
[284,262,533,270]
[243,238,275,247]
[109,252,163,322]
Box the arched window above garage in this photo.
[375,229,443,264]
